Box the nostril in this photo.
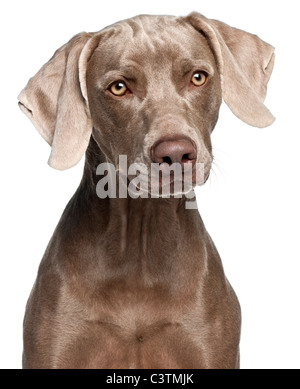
[182,153,191,162]
[182,151,197,164]
[162,156,172,165]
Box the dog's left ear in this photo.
[187,12,275,128]
[18,32,101,170]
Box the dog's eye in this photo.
[109,81,128,96]
[191,72,207,87]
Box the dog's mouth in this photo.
[95,154,211,199]
[121,161,209,198]
[95,151,211,200]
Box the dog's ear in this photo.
[187,12,275,128]
[18,32,101,170]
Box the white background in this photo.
[1,0,299,369]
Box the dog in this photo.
[18,12,274,368]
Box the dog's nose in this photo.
[151,138,197,166]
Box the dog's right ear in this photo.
[18,32,101,170]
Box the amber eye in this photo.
[109,81,128,96]
[191,72,207,86]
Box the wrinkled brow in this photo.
[118,65,143,80]
[99,64,144,88]
[175,58,215,76]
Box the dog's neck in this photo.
[57,137,209,289]
[65,138,203,260]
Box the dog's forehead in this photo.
[94,15,214,70]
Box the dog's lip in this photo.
[118,157,211,191]
[126,168,209,188]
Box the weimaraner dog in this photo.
[18,12,274,369]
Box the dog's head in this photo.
[18,13,274,195]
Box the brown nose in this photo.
[151,138,197,166]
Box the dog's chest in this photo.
[85,284,190,340]
[78,309,203,368]
[58,280,206,368]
